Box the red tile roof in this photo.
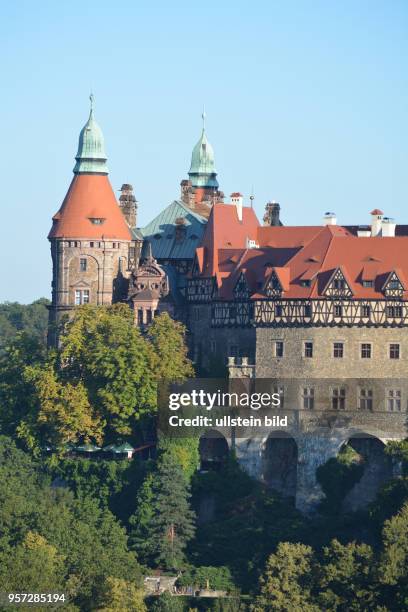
[197,220,408,300]
[48,174,132,240]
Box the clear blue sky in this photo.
[1,0,407,303]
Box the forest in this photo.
[0,301,407,611]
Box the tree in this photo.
[316,444,364,515]
[59,305,157,439]
[0,531,66,594]
[0,299,50,352]
[316,539,376,611]
[252,542,319,612]
[149,452,196,570]
[96,576,146,611]
[149,592,184,612]
[147,313,194,383]
[129,472,156,565]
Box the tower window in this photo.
[80,258,87,272]
[74,289,89,305]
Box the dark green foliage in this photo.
[148,592,184,611]
[149,452,196,570]
[316,444,365,515]
[177,566,235,592]
[0,436,142,610]
[0,298,49,351]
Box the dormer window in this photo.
[323,268,353,297]
[89,218,105,225]
[362,280,373,288]
[383,271,404,297]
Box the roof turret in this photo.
[188,111,219,189]
[73,94,108,174]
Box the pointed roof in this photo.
[48,174,131,240]
[73,95,108,175]
[188,112,219,189]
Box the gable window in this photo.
[361,343,372,359]
[304,342,313,358]
[74,289,89,305]
[387,389,401,411]
[389,343,400,359]
[302,387,315,410]
[358,388,373,411]
[388,280,400,290]
[333,278,346,290]
[80,258,87,272]
[275,341,284,358]
[331,387,346,410]
[333,342,344,358]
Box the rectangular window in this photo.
[361,305,371,318]
[359,388,373,411]
[333,342,344,358]
[80,258,87,272]
[387,389,401,412]
[303,304,312,317]
[273,386,284,409]
[146,310,152,324]
[334,304,343,317]
[304,342,313,358]
[334,279,346,290]
[331,387,346,410]
[387,305,403,318]
[137,309,143,325]
[302,387,315,410]
[74,289,89,305]
[389,343,400,359]
[275,304,283,317]
[275,341,284,358]
[361,343,372,359]
[90,242,94,248]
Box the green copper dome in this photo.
[188,112,219,189]
[73,95,109,175]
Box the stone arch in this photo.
[199,429,229,471]
[341,433,394,512]
[262,432,298,500]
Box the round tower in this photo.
[47,96,132,345]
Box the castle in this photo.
[48,98,408,512]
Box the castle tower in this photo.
[181,112,223,217]
[47,96,132,344]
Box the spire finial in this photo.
[89,92,94,116]
[202,106,206,131]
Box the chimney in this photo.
[323,212,337,225]
[119,184,137,228]
[370,209,384,236]
[381,217,396,237]
[263,201,280,226]
[231,192,243,221]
